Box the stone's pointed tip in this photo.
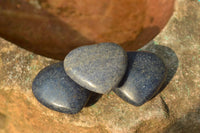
[64,42,127,94]
[32,62,91,114]
[114,51,166,106]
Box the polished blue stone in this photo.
[113,51,166,106]
[64,42,127,94]
[32,62,91,114]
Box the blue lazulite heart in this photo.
[32,62,91,114]
[113,51,166,106]
[64,43,127,94]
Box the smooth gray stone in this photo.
[64,42,127,94]
[32,62,91,114]
[113,51,166,106]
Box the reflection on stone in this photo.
[114,51,166,106]
[32,62,91,114]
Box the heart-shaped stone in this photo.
[64,43,127,94]
[113,51,166,106]
[32,62,91,114]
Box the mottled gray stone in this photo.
[32,62,91,114]
[113,51,166,106]
[64,42,127,94]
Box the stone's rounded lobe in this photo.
[113,51,166,106]
[32,62,91,114]
[64,42,127,94]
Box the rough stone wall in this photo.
[0,0,200,133]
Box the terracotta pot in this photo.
[0,0,174,60]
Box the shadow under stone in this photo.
[141,41,179,96]
[120,26,160,51]
[84,92,103,107]
[0,112,7,129]
[163,107,200,133]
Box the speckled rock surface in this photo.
[64,42,127,94]
[0,0,200,133]
[114,51,166,106]
[32,62,91,114]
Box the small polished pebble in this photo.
[113,51,166,106]
[32,62,91,114]
[64,42,127,94]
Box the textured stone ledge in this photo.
[0,0,200,132]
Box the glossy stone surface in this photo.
[64,42,127,94]
[113,51,166,106]
[32,62,91,114]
